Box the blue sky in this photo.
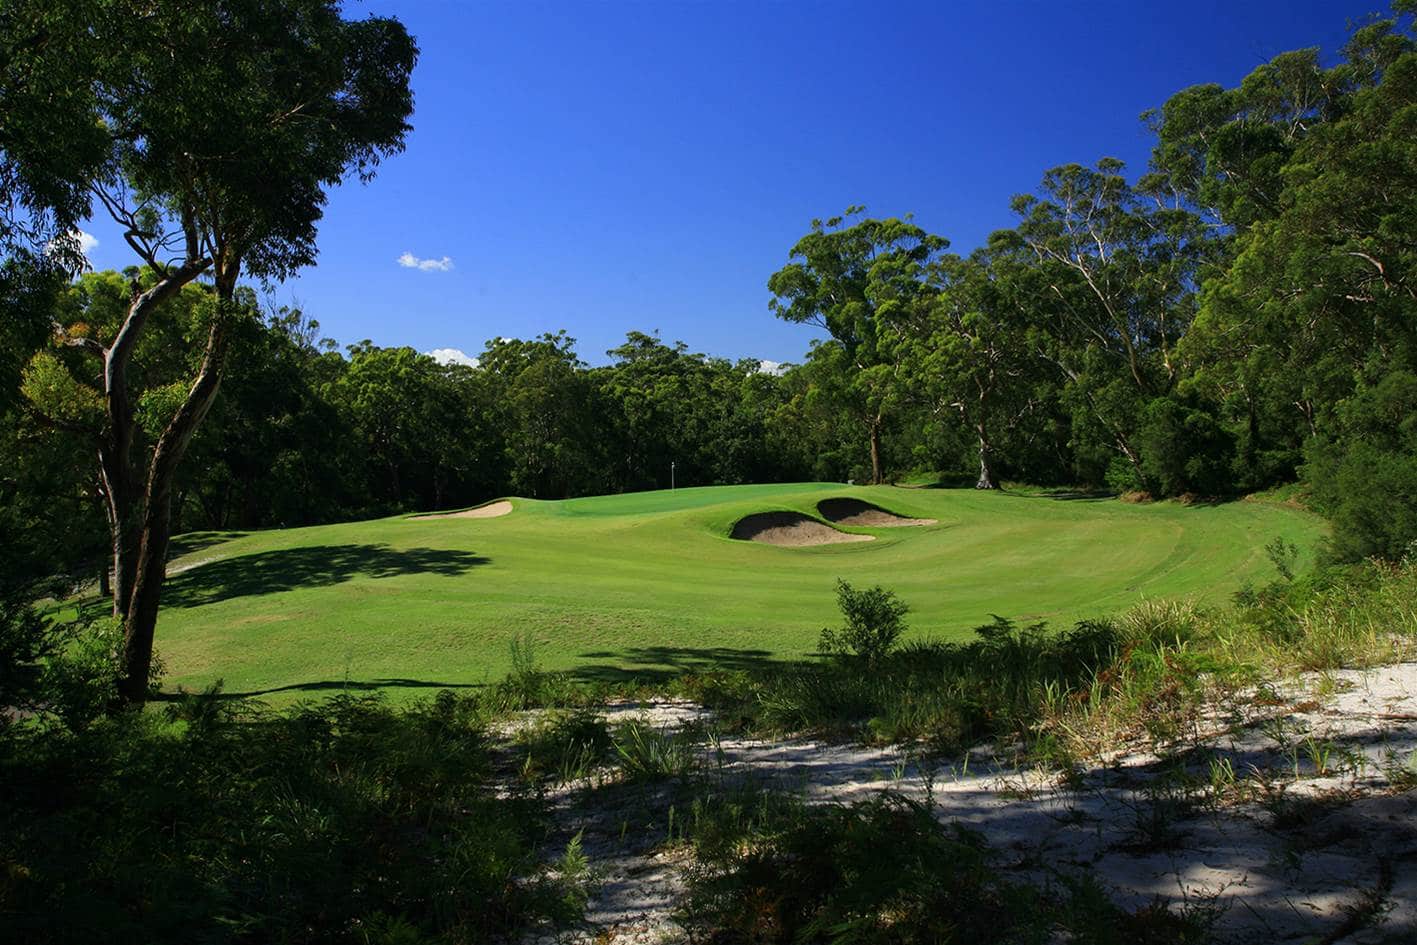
[80,0,1383,367]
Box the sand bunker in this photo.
[730,511,874,547]
[817,497,936,527]
[411,500,512,520]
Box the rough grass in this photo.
[131,483,1322,700]
[681,561,1417,763]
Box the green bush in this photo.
[0,688,586,944]
[818,580,909,665]
[1304,371,1417,561]
[680,790,1217,944]
[1136,396,1235,497]
[0,594,59,722]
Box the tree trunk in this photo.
[868,416,883,485]
[974,381,996,490]
[98,262,208,617]
[975,422,996,490]
[100,439,140,617]
[118,309,230,703]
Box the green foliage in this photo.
[0,689,584,945]
[818,580,910,665]
[681,793,1040,944]
[1305,371,1417,561]
[515,709,614,782]
[680,790,1217,944]
[37,616,126,729]
[610,719,699,782]
[0,595,62,721]
[17,351,104,431]
[1136,396,1235,497]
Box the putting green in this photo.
[152,483,1325,699]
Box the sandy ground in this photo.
[817,497,937,527]
[729,511,874,546]
[523,664,1417,945]
[410,499,512,520]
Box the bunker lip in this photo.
[410,499,513,520]
[730,510,874,547]
[817,497,936,527]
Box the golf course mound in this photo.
[817,497,936,527]
[411,500,512,520]
[730,510,875,546]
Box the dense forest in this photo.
[3,2,1415,595]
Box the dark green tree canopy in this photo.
[0,0,416,284]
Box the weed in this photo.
[1382,749,1417,791]
[611,719,698,782]
[516,709,614,783]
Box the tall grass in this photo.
[684,561,1417,760]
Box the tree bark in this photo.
[975,422,996,490]
[117,295,230,703]
[974,380,996,490]
[868,415,883,485]
[98,262,209,618]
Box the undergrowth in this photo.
[679,560,1417,761]
[0,689,588,945]
[675,787,1218,944]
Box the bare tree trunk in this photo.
[98,264,208,618]
[118,307,230,703]
[974,381,996,490]
[99,454,139,617]
[868,416,883,485]
[975,422,996,490]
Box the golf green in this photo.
[151,483,1325,699]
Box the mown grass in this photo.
[128,483,1321,699]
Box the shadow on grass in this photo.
[567,645,784,685]
[157,677,484,700]
[162,544,489,607]
[1023,489,1115,501]
[168,530,250,560]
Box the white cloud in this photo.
[757,359,788,376]
[426,347,478,367]
[398,251,454,272]
[44,230,99,269]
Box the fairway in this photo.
[153,484,1325,699]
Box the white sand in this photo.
[524,664,1417,944]
[410,500,512,520]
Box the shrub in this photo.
[0,594,60,722]
[1136,396,1235,497]
[0,688,586,944]
[680,790,1217,943]
[817,580,909,665]
[680,792,1041,943]
[1304,371,1417,561]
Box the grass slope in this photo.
[150,483,1324,699]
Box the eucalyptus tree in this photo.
[1001,159,1213,487]
[1156,6,1417,491]
[899,252,1037,490]
[0,0,416,702]
[768,209,948,483]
